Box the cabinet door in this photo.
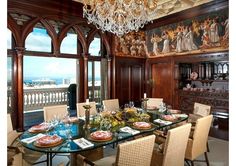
[151,62,172,105]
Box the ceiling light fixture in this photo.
[82,0,158,36]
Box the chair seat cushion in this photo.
[94,155,116,166]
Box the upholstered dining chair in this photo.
[147,98,163,109]
[76,101,97,117]
[151,123,191,166]
[188,102,211,152]
[91,134,156,166]
[43,104,68,122]
[185,115,213,166]
[7,114,31,166]
[188,102,211,123]
[7,114,22,146]
[102,99,119,112]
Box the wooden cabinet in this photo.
[178,90,228,114]
[176,52,229,114]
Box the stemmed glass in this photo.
[65,122,72,148]
[129,101,134,108]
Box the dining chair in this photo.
[185,115,213,166]
[43,104,68,122]
[76,101,97,117]
[151,123,191,166]
[147,98,163,109]
[102,99,120,112]
[92,134,156,166]
[7,114,22,146]
[188,102,211,152]
[7,114,32,166]
[188,102,211,122]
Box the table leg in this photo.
[46,153,49,166]
[49,153,52,166]
[70,153,77,166]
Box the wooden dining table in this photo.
[18,109,188,166]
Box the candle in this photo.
[144,93,147,99]
[86,99,89,105]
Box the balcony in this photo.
[7,86,101,113]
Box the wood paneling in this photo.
[151,62,172,105]
[115,57,145,107]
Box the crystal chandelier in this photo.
[83,0,158,36]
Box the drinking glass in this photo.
[129,101,134,108]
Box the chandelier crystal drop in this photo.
[83,0,158,36]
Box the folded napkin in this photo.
[21,133,46,144]
[78,117,93,121]
[120,126,140,135]
[73,138,94,149]
[174,114,188,118]
[154,119,172,125]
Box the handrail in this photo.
[23,87,68,111]
[7,86,101,112]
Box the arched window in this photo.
[89,34,101,56]
[60,28,77,54]
[7,29,12,49]
[25,23,52,52]
[88,33,103,103]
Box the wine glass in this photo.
[129,101,134,108]
[65,122,72,148]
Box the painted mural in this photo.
[114,8,228,58]
[146,8,228,57]
[114,31,147,58]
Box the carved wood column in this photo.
[83,54,89,101]
[112,55,116,99]
[15,47,25,131]
[107,57,111,99]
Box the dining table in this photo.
[18,108,188,166]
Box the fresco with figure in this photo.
[114,8,228,58]
[114,31,148,58]
[146,8,228,57]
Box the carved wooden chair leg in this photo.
[204,152,210,166]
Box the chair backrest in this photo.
[115,135,155,166]
[43,105,68,122]
[185,115,213,160]
[102,99,119,112]
[162,123,191,166]
[147,98,163,109]
[7,114,13,134]
[7,114,21,146]
[193,102,211,117]
[76,101,97,117]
